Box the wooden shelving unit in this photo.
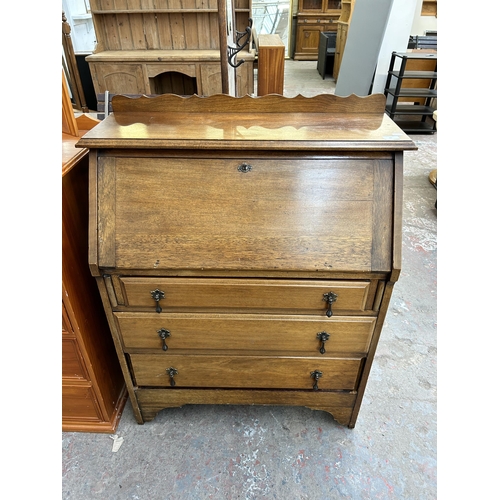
[86,0,255,97]
[384,51,437,134]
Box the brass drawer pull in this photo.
[310,370,323,391]
[157,328,171,351]
[166,367,178,386]
[316,331,330,354]
[150,289,165,313]
[323,291,338,317]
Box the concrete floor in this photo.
[62,61,437,499]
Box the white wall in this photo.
[62,0,96,53]
[371,0,419,94]
[411,0,438,35]
[335,0,394,97]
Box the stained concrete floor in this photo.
[62,61,437,499]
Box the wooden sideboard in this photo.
[62,73,127,432]
[76,93,416,428]
[294,0,341,60]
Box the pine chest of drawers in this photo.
[77,93,416,428]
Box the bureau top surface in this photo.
[77,94,416,151]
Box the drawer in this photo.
[118,278,371,314]
[114,312,376,354]
[62,338,89,380]
[62,385,102,421]
[130,354,362,390]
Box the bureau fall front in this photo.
[77,93,416,428]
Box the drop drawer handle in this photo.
[323,291,338,317]
[157,328,171,351]
[150,289,165,313]
[166,367,178,386]
[310,370,323,391]
[316,331,330,354]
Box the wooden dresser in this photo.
[76,93,416,428]
[85,0,255,97]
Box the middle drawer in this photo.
[114,313,376,355]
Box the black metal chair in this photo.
[317,32,337,79]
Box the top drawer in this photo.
[118,278,371,314]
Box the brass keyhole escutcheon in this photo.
[237,162,252,173]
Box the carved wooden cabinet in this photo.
[77,93,415,428]
[294,0,341,60]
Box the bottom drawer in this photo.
[130,354,362,391]
[62,385,102,421]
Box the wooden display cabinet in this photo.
[333,0,355,81]
[86,0,255,97]
[295,0,341,60]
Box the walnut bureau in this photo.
[76,94,416,428]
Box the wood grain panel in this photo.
[129,13,148,49]
[97,156,116,268]
[168,1,186,50]
[195,11,212,49]
[371,160,393,272]
[110,157,375,272]
[156,13,173,49]
[102,13,121,50]
[116,13,134,50]
[258,34,285,96]
[143,12,161,49]
[183,12,200,49]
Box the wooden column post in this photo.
[217,0,229,95]
[62,11,88,112]
[217,0,237,96]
